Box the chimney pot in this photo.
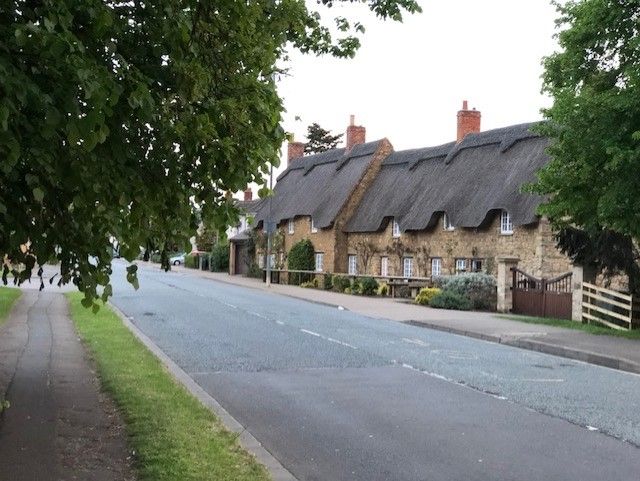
[346,115,366,151]
[456,100,481,143]
[243,188,253,201]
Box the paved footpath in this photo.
[169,264,640,374]
[0,291,135,481]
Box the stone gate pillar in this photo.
[497,256,520,313]
[571,264,597,321]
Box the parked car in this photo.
[169,253,185,265]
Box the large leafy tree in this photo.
[304,122,344,154]
[1,0,420,308]
[531,0,640,291]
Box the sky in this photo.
[245,0,561,193]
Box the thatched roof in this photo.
[255,140,384,229]
[346,123,548,233]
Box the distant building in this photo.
[247,104,571,279]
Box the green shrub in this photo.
[360,277,379,296]
[209,242,230,272]
[247,262,262,278]
[184,254,198,269]
[344,287,352,295]
[378,282,389,296]
[323,273,333,290]
[332,275,350,293]
[429,290,472,310]
[300,281,315,288]
[415,287,442,306]
[351,278,361,295]
[288,239,315,285]
[433,273,497,311]
[150,252,162,263]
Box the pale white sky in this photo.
[246,0,560,192]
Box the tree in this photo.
[530,0,640,292]
[304,123,344,154]
[287,239,315,285]
[1,0,421,308]
[354,238,377,274]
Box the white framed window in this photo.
[348,255,357,275]
[403,257,413,278]
[268,254,276,269]
[471,259,483,273]
[288,218,294,234]
[443,213,454,231]
[500,210,513,235]
[392,218,401,238]
[380,256,389,277]
[311,217,318,233]
[315,252,324,272]
[258,255,265,268]
[431,257,442,277]
[455,258,467,273]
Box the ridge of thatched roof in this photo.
[346,122,547,233]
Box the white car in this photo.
[169,253,185,265]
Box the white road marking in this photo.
[275,320,285,326]
[326,337,358,349]
[299,329,357,349]
[586,425,599,431]
[300,329,321,337]
[402,338,429,347]
[518,378,565,382]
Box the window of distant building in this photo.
[455,258,467,274]
[288,218,294,234]
[348,255,357,275]
[311,217,318,233]
[500,210,513,235]
[392,218,401,238]
[431,258,442,277]
[380,256,389,277]
[443,213,454,231]
[403,257,413,278]
[315,252,324,272]
[471,259,483,273]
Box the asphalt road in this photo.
[110,262,640,481]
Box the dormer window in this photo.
[443,213,454,231]
[310,216,318,233]
[288,218,294,234]
[500,210,513,235]
[392,218,401,238]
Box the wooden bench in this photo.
[387,279,429,299]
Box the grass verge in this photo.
[0,287,21,327]
[497,314,640,340]
[66,292,270,481]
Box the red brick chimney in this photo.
[346,115,366,151]
[287,139,305,166]
[456,100,481,143]
[243,188,253,201]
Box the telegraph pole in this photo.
[265,164,273,287]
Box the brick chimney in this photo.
[346,114,366,151]
[243,188,253,201]
[456,100,481,143]
[287,138,305,166]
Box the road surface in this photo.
[110,262,640,481]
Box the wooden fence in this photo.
[582,282,639,331]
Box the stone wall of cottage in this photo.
[278,216,336,272]
[345,213,572,278]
